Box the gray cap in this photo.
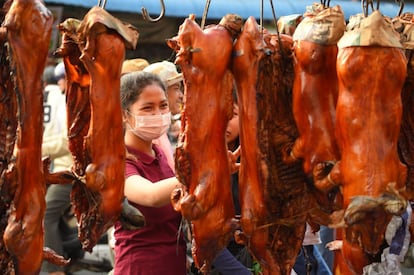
[54,62,66,80]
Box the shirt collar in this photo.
[126,144,162,165]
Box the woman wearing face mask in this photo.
[113,71,186,275]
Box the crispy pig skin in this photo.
[232,17,315,275]
[0,1,18,273]
[72,7,136,251]
[327,46,407,274]
[168,14,241,272]
[2,0,52,273]
[53,7,140,251]
[289,41,340,179]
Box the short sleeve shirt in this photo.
[114,145,186,275]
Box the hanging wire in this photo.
[97,0,107,9]
[142,0,165,23]
[260,0,264,32]
[201,0,212,29]
[269,0,286,61]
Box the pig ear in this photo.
[244,16,259,33]
[166,38,179,51]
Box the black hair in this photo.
[232,82,238,104]
[120,71,166,111]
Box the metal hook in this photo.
[320,0,331,8]
[97,0,107,9]
[396,0,405,17]
[142,0,165,23]
[362,0,372,16]
[362,0,377,16]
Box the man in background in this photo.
[42,61,74,275]
[143,60,184,150]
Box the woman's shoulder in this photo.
[125,145,152,164]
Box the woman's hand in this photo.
[228,145,241,174]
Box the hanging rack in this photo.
[142,0,165,23]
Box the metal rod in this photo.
[269,0,286,63]
[260,0,264,32]
[201,0,212,29]
[97,0,107,9]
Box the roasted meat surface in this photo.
[169,14,242,272]
[289,40,340,174]
[77,13,128,251]
[53,7,140,251]
[289,40,344,213]
[286,7,344,179]
[399,49,414,245]
[1,0,52,273]
[231,17,316,275]
[281,6,347,218]
[399,49,414,202]
[326,45,408,274]
[54,17,92,178]
[0,1,18,272]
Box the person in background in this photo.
[316,225,334,271]
[121,58,149,76]
[41,61,74,275]
[226,92,242,219]
[54,62,67,95]
[293,223,332,275]
[108,57,151,271]
[42,64,57,89]
[209,95,253,275]
[114,71,186,274]
[143,60,184,150]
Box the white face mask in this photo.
[128,112,171,141]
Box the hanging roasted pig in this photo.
[0,1,18,272]
[43,18,91,201]
[168,14,242,272]
[51,7,142,252]
[285,4,345,204]
[1,0,53,273]
[394,13,414,202]
[231,16,317,275]
[393,13,414,246]
[322,11,408,274]
[53,17,92,179]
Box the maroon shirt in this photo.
[114,145,186,275]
